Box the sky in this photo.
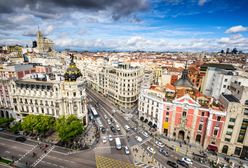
[0,0,248,52]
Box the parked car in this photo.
[110,126,116,133]
[107,119,112,125]
[108,135,113,141]
[135,136,143,142]
[147,146,156,154]
[182,157,193,165]
[15,136,26,142]
[101,127,106,133]
[124,125,130,132]
[116,124,121,131]
[102,136,107,143]
[177,160,189,168]
[104,114,108,119]
[155,140,165,148]
[141,131,149,138]
[124,146,130,155]
[167,161,178,168]
[159,148,168,156]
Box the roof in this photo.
[174,69,194,88]
[222,94,240,103]
[165,83,176,91]
[201,63,236,71]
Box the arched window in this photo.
[245,100,248,106]
[222,145,228,154]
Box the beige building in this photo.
[9,56,88,125]
[86,62,143,109]
[37,31,54,53]
[219,76,248,159]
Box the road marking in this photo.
[47,155,76,164]
[16,144,38,163]
[5,151,10,153]
[31,145,55,167]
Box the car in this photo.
[15,136,26,142]
[159,148,168,156]
[104,114,108,119]
[108,135,113,141]
[177,160,189,168]
[124,125,130,132]
[135,136,143,142]
[110,126,116,133]
[101,127,106,133]
[155,140,165,148]
[182,157,193,165]
[102,136,107,143]
[107,119,112,125]
[124,146,130,155]
[0,128,4,131]
[167,161,178,168]
[141,131,149,138]
[116,124,121,131]
[147,146,156,154]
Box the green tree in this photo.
[55,115,84,142]
[21,114,39,133]
[0,117,14,126]
[10,122,22,134]
[34,115,55,134]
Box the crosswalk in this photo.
[134,161,156,168]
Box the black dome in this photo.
[64,54,82,82]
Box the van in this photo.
[115,137,122,150]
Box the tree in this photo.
[55,115,84,142]
[34,115,55,135]
[21,115,39,133]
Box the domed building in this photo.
[64,54,82,81]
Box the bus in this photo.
[115,137,122,150]
[89,105,99,118]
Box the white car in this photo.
[155,140,165,148]
[124,146,130,155]
[108,135,113,141]
[104,114,108,119]
[108,119,112,125]
[141,131,149,138]
[135,136,143,142]
[182,157,193,165]
[124,125,130,131]
[147,146,156,154]
[116,124,121,131]
[102,136,107,143]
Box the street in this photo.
[86,87,209,168]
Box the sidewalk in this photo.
[131,145,158,168]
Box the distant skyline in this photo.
[0,0,248,52]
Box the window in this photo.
[201,112,204,116]
[234,147,242,156]
[198,124,203,130]
[73,92,76,97]
[229,118,236,122]
[214,129,218,136]
[183,111,187,117]
[224,78,228,82]
[244,108,248,115]
[225,138,230,142]
[245,100,248,106]
[217,116,221,121]
[223,85,226,88]
[228,125,234,129]
[166,112,169,115]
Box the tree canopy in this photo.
[55,115,84,142]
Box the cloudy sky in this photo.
[0,0,248,52]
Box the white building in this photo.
[86,62,143,109]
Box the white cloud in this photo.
[198,0,207,6]
[225,25,248,33]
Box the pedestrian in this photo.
[44,150,47,154]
